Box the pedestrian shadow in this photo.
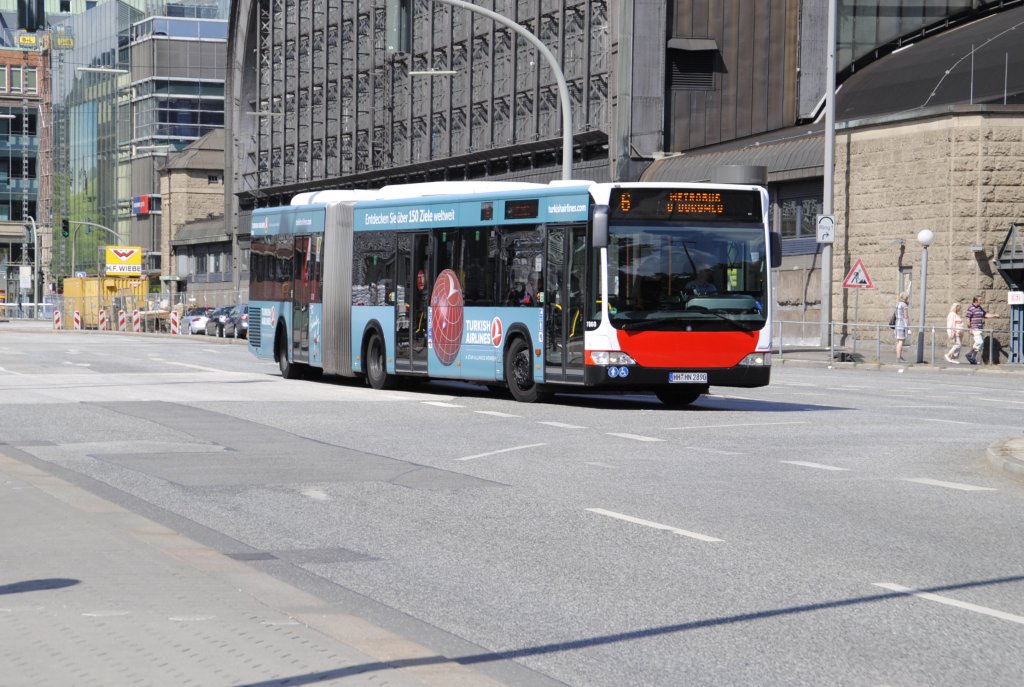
[0,578,79,595]
[233,573,1024,687]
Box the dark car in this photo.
[227,303,249,339]
[204,305,234,337]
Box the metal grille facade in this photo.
[232,0,610,208]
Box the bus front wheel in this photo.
[504,338,548,403]
[366,332,396,390]
[655,387,705,408]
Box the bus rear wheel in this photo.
[656,387,705,407]
[504,338,548,403]
[366,332,396,390]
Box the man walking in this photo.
[964,295,998,364]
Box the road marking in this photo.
[667,421,808,431]
[586,508,722,542]
[538,421,586,429]
[887,405,947,409]
[456,443,546,461]
[924,418,976,425]
[301,488,330,501]
[978,397,1024,405]
[903,478,996,492]
[475,410,520,418]
[781,460,849,471]
[422,401,464,408]
[165,361,233,373]
[585,461,617,469]
[607,432,664,442]
[873,583,1024,626]
[680,445,743,455]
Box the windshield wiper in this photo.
[684,306,761,331]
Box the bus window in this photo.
[461,228,497,306]
[500,227,543,306]
[352,232,395,305]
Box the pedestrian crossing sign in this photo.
[842,259,874,289]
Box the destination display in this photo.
[609,188,762,222]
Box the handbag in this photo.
[888,310,896,330]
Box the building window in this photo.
[24,69,37,95]
[9,68,21,94]
[207,174,220,184]
[779,197,822,240]
[60,0,71,11]
[0,68,6,93]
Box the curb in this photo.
[987,438,1024,480]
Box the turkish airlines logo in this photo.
[111,248,138,261]
[490,317,503,347]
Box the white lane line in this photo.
[666,421,808,431]
[781,460,850,471]
[455,443,546,461]
[680,445,743,456]
[585,462,618,469]
[422,401,464,408]
[586,508,722,542]
[903,478,996,492]
[924,418,975,425]
[164,361,234,373]
[475,410,520,418]
[301,488,330,501]
[538,421,586,429]
[873,583,1024,626]
[607,432,664,442]
[887,405,947,409]
[978,397,1024,405]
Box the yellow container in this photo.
[62,277,149,328]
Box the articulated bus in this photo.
[247,181,779,406]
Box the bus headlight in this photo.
[588,351,637,366]
[738,352,771,366]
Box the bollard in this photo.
[132,310,141,333]
[118,310,127,332]
[170,310,179,335]
[73,310,81,330]
[98,309,107,331]
[53,310,62,330]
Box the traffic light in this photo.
[61,219,69,238]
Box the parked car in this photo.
[205,305,234,337]
[182,306,214,335]
[227,303,249,339]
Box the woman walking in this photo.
[894,293,910,362]
[945,302,965,364]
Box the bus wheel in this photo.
[366,332,396,390]
[277,331,299,379]
[655,387,705,407]
[504,338,548,403]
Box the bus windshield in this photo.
[603,223,768,332]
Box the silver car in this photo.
[182,307,214,335]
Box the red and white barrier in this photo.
[170,310,179,335]
[73,310,81,330]
[132,310,141,333]
[53,310,62,330]
[118,310,127,332]
[98,309,107,331]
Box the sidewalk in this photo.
[0,451,507,687]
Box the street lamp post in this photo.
[25,215,39,318]
[915,228,934,363]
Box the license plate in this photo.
[669,372,707,383]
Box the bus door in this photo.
[395,232,430,373]
[290,235,313,364]
[544,224,587,383]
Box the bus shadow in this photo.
[313,376,846,412]
[234,574,1024,687]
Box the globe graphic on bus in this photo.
[430,269,464,366]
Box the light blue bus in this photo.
[248,180,778,405]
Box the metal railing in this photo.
[773,319,1016,365]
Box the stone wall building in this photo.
[832,108,1023,332]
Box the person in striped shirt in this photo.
[964,295,999,364]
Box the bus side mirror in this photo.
[592,205,608,248]
[769,232,782,268]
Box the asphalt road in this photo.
[2,329,1023,686]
